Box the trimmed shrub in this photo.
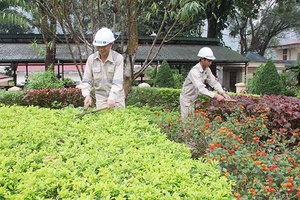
[154,60,175,88]
[250,59,283,95]
[0,106,234,199]
[22,88,84,108]
[126,87,211,111]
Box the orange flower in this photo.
[254,160,260,165]
[220,157,226,161]
[250,188,256,196]
[227,132,233,138]
[288,157,294,162]
[204,130,210,134]
[209,144,215,150]
[215,116,222,121]
[253,137,259,143]
[187,131,191,136]
[287,182,294,188]
[234,192,241,199]
[224,172,229,178]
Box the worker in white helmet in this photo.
[180,47,231,118]
[81,27,125,110]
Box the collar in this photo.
[197,63,204,73]
[93,49,114,63]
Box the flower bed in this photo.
[154,95,300,199]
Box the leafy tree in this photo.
[154,60,175,88]
[229,0,300,56]
[0,0,32,33]
[137,0,205,37]
[3,0,204,95]
[251,59,283,95]
[228,0,262,53]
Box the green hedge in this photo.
[1,87,212,110]
[126,87,211,111]
[0,106,233,199]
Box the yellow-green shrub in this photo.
[0,106,233,199]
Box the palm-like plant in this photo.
[286,55,300,87]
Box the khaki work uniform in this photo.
[81,49,125,109]
[180,63,225,118]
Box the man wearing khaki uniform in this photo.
[81,27,125,109]
[180,47,231,118]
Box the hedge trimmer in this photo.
[76,104,108,118]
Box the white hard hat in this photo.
[93,27,115,46]
[197,47,216,60]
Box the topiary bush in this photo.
[250,59,283,95]
[25,70,64,90]
[154,60,175,88]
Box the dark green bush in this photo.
[250,59,283,95]
[172,69,183,89]
[0,90,24,106]
[26,70,64,89]
[154,60,175,88]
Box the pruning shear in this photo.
[224,98,237,102]
[76,104,108,118]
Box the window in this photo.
[282,49,288,60]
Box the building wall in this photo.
[272,42,300,61]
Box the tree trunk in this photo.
[124,0,139,97]
[206,9,218,38]
[39,3,57,71]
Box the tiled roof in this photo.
[0,43,248,64]
[0,43,92,63]
[243,51,267,62]
[135,44,248,64]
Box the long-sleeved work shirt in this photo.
[180,63,225,117]
[81,49,125,108]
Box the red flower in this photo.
[215,143,221,148]
[269,164,278,172]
